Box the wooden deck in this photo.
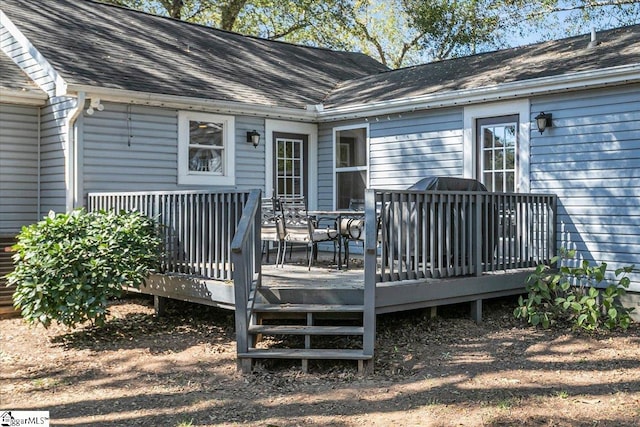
[141,253,532,321]
[88,188,556,373]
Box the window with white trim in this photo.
[334,126,367,209]
[178,111,235,186]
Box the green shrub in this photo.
[7,209,161,328]
[514,249,634,331]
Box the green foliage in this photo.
[514,249,634,331]
[7,209,161,329]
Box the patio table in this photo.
[308,210,364,269]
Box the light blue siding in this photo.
[39,96,74,216]
[369,109,464,189]
[530,84,640,291]
[82,103,265,194]
[0,104,39,234]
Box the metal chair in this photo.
[261,198,285,266]
[280,197,339,270]
[339,199,365,268]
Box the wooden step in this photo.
[239,348,372,360]
[253,303,364,313]
[248,325,364,335]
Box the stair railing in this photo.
[230,189,262,371]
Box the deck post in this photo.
[153,295,167,317]
[474,194,483,277]
[363,190,378,371]
[470,299,482,324]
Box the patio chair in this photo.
[261,198,285,266]
[280,197,339,270]
[339,198,365,268]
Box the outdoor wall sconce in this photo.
[86,98,104,115]
[535,112,552,134]
[247,130,260,148]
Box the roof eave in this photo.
[65,84,317,121]
[317,63,640,122]
[0,88,48,106]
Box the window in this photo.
[477,115,518,192]
[178,111,235,186]
[334,126,367,209]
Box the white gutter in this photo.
[0,89,48,106]
[65,84,317,121]
[65,91,85,212]
[316,63,640,122]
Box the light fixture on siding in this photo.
[86,98,104,115]
[535,112,552,134]
[246,130,260,148]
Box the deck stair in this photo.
[237,282,372,373]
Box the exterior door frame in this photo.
[264,119,318,210]
[463,99,530,192]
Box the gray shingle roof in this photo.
[0,52,46,97]
[323,25,640,109]
[1,0,388,109]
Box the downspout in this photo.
[66,91,85,211]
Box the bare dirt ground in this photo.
[1,292,639,426]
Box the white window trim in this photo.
[178,111,235,186]
[333,123,369,210]
[264,120,318,210]
[463,100,530,192]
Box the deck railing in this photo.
[365,189,557,283]
[87,189,251,281]
[230,189,262,370]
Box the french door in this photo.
[273,133,308,200]
[476,115,519,192]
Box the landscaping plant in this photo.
[514,249,634,331]
[7,209,161,328]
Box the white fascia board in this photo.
[66,84,316,121]
[0,88,48,106]
[317,64,640,122]
[0,10,67,97]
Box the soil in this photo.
[1,294,639,426]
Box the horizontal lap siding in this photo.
[39,97,73,215]
[530,85,640,291]
[369,109,464,189]
[82,103,263,194]
[0,104,39,235]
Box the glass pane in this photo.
[483,149,493,170]
[495,172,504,192]
[483,128,494,149]
[190,121,223,146]
[277,159,285,174]
[506,172,515,192]
[189,148,222,172]
[484,172,493,192]
[505,148,515,169]
[495,148,504,169]
[336,128,367,168]
[336,170,366,210]
[504,125,516,147]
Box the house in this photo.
[1,0,638,369]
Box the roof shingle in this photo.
[1,0,388,109]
